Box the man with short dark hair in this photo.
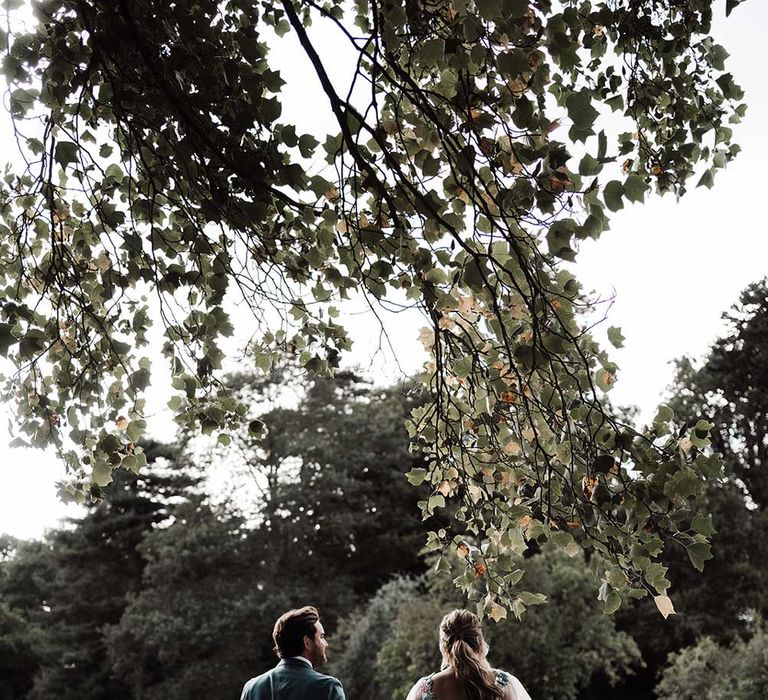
[240,606,345,700]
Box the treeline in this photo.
[2,281,768,700]
[1,371,429,700]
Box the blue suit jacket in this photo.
[240,658,345,700]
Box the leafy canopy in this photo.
[0,0,747,615]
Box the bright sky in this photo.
[1,1,766,540]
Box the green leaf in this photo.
[420,38,445,65]
[605,95,624,112]
[55,141,79,167]
[434,555,451,574]
[654,404,674,424]
[126,421,145,443]
[603,180,624,212]
[428,493,446,511]
[462,15,483,42]
[406,468,427,486]
[607,326,624,349]
[498,49,529,78]
[692,514,716,537]
[579,154,602,177]
[92,462,113,487]
[274,18,289,37]
[546,219,577,261]
[424,268,448,284]
[129,368,151,392]
[697,169,715,189]
[19,333,46,359]
[121,454,139,473]
[298,134,319,158]
[715,73,744,101]
[518,591,547,606]
[248,419,266,437]
[167,396,183,411]
[696,454,724,481]
[595,367,615,392]
[604,589,622,614]
[462,258,488,292]
[686,540,712,572]
[512,97,534,129]
[645,562,670,593]
[578,212,606,240]
[106,163,124,180]
[690,419,713,449]
[421,154,441,177]
[708,44,729,72]
[505,0,529,14]
[624,174,649,203]
[0,323,16,356]
[9,87,37,117]
[597,131,608,160]
[566,91,599,131]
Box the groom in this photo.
[240,606,345,700]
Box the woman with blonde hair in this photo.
[406,609,531,700]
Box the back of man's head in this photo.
[273,606,320,658]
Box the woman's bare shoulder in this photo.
[406,673,436,700]
[493,670,532,700]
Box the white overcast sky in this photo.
[1,1,766,539]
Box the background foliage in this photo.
[2,278,768,699]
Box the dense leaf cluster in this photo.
[0,0,747,612]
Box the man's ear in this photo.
[303,635,313,652]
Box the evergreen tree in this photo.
[669,279,768,509]
[0,536,52,700]
[0,443,200,700]
[260,372,431,592]
[615,280,768,693]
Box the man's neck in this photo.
[287,655,313,668]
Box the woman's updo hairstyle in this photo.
[439,609,505,700]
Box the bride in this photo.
[406,609,532,700]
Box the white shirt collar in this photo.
[287,656,313,668]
